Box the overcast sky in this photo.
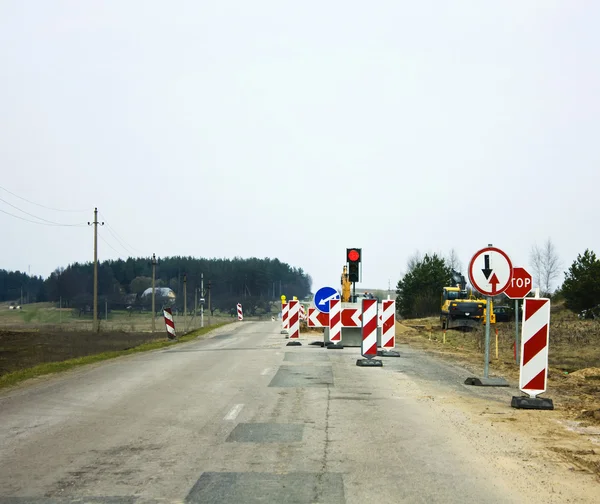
[1,1,598,293]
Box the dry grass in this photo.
[398,308,600,426]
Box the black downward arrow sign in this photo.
[482,254,492,279]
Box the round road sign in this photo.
[468,247,513,296]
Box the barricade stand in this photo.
[326,299,344,349]
[281,302,289,335]
[286,300,302,347]
[511,298,554,410]
[356,299,382,367]
[377,300,399,357]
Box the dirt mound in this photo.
[395,322,418,335]
[567,367,600,380]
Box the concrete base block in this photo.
[377,350,400,357]
[356,359,383,367]
[464,377,510,387]
[309,341,325,347]
[327,343,344,350]
[511,396,554,410]
[286,341,302,347]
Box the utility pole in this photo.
[194,284,198,330]
[183,273,187,331]
[201,273,204,328]
[151,253,157,332]
[208,280,212,326]
[88,208,104,332]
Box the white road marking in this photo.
[261,367,272,376]
[224,403,244,421]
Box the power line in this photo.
[98,227,134,257]
[0,196,87,226]
[98,231,121,255]
[0,185,87,213]
[103,222,135,255]
[0,206,86,227]
[99,212,143,254]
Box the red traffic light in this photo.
[347,248,361,262]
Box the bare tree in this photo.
[446,248,463,273]
[530,238,562,295]
[406,251,422,273]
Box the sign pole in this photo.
[515,299,520,364]
[484,296,491,378]
[464,245,511,387]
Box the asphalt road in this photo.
[0,322,597,503]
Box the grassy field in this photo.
[0,322,232,389]
[0,302,239,388]
[0,302,232,333]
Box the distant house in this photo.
[141,287,177,301]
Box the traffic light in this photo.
[346,248,361,283]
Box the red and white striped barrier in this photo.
[299,304,306,321]
[341,307,361,327]
[519,298,551,397]
[282,302,289,331]
[163,307,176,339]
[361,299,378,358]
[329,299,342,343]
[308,307,328,327]
[381,300,395,349]
[237,303,243,321]
[288,300,300,339]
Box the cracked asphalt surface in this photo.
[0,322,597,503]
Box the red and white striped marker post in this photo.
[237,303,243,321]
[512,297,554,410]
[299,304,306,321]
[328,298,342,348]
[163,307,176,340]
[281,302,289,333]
[379,300,400,357]
[286,299,302,346]
[357,299,382,366]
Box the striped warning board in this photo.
[288,300,300,339]
[307,307,328,327]
[282,302,289,331]
[381,300,395,349]
[329,299,342,343]
[163,307,176,339]
[237,303,243,321]
[519,298,551,398]
[361,299,378,358]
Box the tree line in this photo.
[396,242,600,319]
[0,256,312,316]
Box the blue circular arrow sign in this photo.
[314,286,340,314]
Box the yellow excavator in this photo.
[440,270,495,330]
[341,265,351,302]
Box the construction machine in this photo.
[440,270,495,330]
[341,265,351,302]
